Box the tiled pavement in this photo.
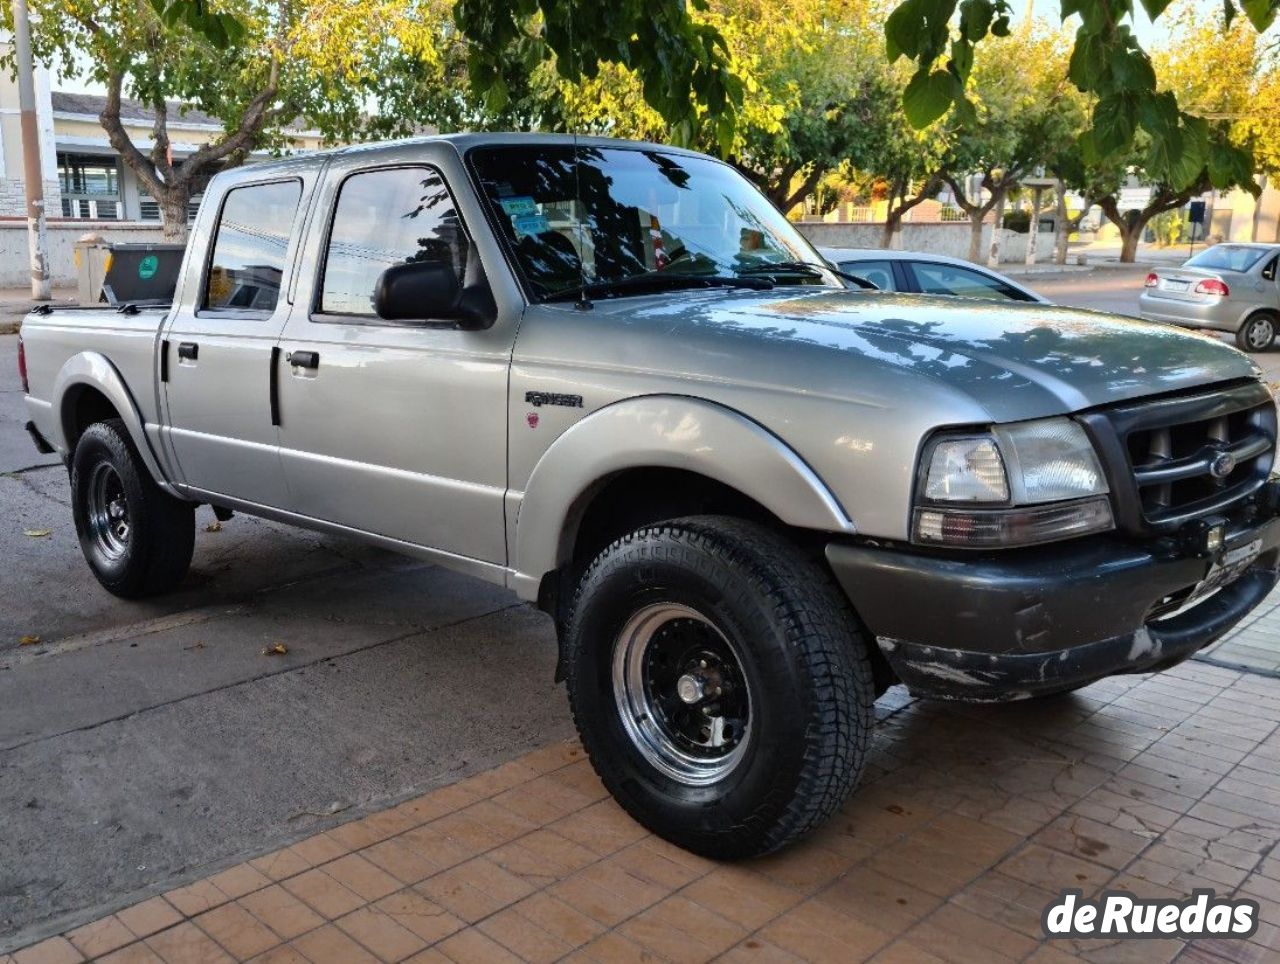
[9,662,1280,964]
[1201,586,1280,676]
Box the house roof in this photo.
[50,91,224,128]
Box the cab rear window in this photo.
[204,180,302,314]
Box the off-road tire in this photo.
[564,516,875,859]
[71,419,195,598]
[1236,312,1277,353]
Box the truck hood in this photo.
[627,287,1262,422]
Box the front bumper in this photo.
[827,509,1280,701]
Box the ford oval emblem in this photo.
[1209,452,1237,479]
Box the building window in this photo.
[57,152,123,220]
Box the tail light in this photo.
[1195,279,1229,296]
[1144,272,1159,287]
[17,334,28,394]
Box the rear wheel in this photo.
[71,419,195,598]
[1236,312,1276,353]
[564,516,874,859]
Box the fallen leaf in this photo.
[23,529,51,538]
[18,635,40,646]
[204,521,222,533]
[262,643,288,656]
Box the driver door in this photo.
[273,160,513,563]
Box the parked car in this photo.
[19,134,1280,860]
[819,247,1050,304]
[1139,242,1280,352]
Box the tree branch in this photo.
[99,70,162,196]
[182,57,282,173]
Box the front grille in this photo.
[1080,381,1277,534]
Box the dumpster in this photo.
[75,239,186,306]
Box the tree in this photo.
[1052,7,1264,261]
[942,28,1082,263]
[882,0,1262,205]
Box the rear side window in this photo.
[318,166,468,318]
[837,260,895,291]
[909,262,1033,302]
[204,180,301,314]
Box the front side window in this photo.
[910,262,1032,302]
[838,260,895,291]
[204,180,301,313]
[319,167,468,317]
[468,145,837,300]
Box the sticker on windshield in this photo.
[499,196,538,216]
[512,213,551,238]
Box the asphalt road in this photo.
[1,266,1277,950]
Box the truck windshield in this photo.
[1186,245,1268,273]
[468,144,838,301]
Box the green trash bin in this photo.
[100,243,186,306]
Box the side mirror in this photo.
[374,260,462,323]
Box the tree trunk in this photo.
[1054,182,1069,265]
[881,213,898,249]
[157,186,192,243]
[1119,225,1142,263]
[967,217,983,263]
[987,190,1007,267]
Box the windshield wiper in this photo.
[736,260,880,290]
[544,271,773,303]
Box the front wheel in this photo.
[71,419,195,598]
[1236,313,1276,353]
[564,517,874,859]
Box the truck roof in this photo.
[232,132,706,176]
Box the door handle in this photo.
[287,350,319,369]
[177,342,198,361]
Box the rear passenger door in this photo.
[162,176,310,508]
[273,161,514,564]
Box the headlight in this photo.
[914,418,1112,548]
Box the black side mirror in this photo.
[374,260,462,323]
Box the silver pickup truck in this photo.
[18,133,1280,859]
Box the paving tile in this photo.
[548,860,668,927]
[434,928,524,964]
[760,896,892,962]
[320,854,401,903]
[505,892,605,950]
[165,879,234,918]
[282,868,367,920]
[117,897,184,940]
[194,902,282,959]
[902,903,1038,963]
[207,863,273,901]
[246,947,310,964]
[11,937,83,964]
[239,885,327,941]
[548,799,649,857]
[65,915,136,959]
[429,800,538,852]
[373,890,465,946]
[997,844,1112,894]
[476,906,576,963]
[96,945,164,964]
[815,862,944,937]
[717,938,806,963]
[335,906,428,962]
[250,849,313,882]
[415,857,535,923]
[288,834,349,869]
[288,924,380,964]
[684,865,805,931]
[361,838,442,886]
[144,922,234,963]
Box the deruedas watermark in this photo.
[1043,889,1259,939]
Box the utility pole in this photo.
[12,0,52,301]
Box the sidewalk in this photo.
[8,663,1279,963]
[0,288,77,334]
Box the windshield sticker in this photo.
[499,196,538,217]
[512,213,551,238]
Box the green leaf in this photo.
[1224,0,1237,26]
[1138,0,1176,20]
[958,0,994,40]
[1067,28,1108,92]
[885,0,922,60]
[1242,0,1278,30]
[903,69,958,128]
[1111,48,1156,93]
[1093,93,1136,156]
[948,37,974,81]
[991,13,1011,35]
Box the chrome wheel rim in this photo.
[1248,318,1274,350]
[612,603,752,786]
[87,462,130,561]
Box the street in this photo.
[3,266,1279,953]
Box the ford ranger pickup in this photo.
[18,133,1280,858]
